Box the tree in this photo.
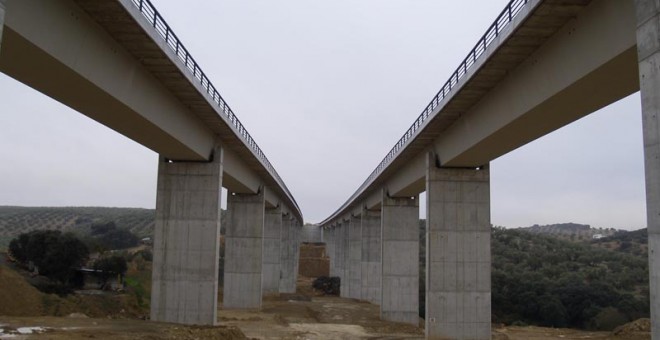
[93,255,128,282]
[8,230,89,284]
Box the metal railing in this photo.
[323,0,530,225]
[130,0,300,214]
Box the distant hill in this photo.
[590,228,648,257]
[517,222,619,242]
[0,206,155,250]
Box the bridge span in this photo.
[0,0,303,326]
[3,0,660,339]
[319,0,660,339]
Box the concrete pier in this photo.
[337,222,348,297]
[292,219,301,287]
[326,227,336,276]
[636,1,660,337]
[361,209,381,305]
[381,191,419,325]
[348,215,362,299]
[425,154,491,339]
[279,215,295,293]
[150,149,223,325]
[223,190,265,309]
[262,207,282,294]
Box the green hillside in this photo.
[492,227,649,329]
[0,206,155,250]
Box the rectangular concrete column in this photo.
[381,191,419,325]
[327,227,336,277]
[292,219,301,286]
[348,215,362,299]
[636,2,660,337]
[340,221,351,298]
[279,216,295,293]
[361,209,381,305]
[151,148,223,325]
[262,207,282,294]
[223,189,265,309]
[425,154,491,339]
[335,223,346,296]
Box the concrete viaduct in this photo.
[0,0,304,326]
[319,0,660,339]
[2,0,660,339]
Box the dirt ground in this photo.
[0,272,652,339]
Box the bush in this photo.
[312,276,340,295]
[9,230,89,284]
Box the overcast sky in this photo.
[0,1,647,230]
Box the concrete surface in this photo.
[340,222,351,298]
[348,215,362,300]
[319,0,638,230]
[263,207,282,294]
[425,153,491,339]
[361,209,382,305]
[0,0,301,222]
[150,148,223,325]
[224,190,265,309]
[279,216,296,293]
[301,225,323,243]
[635,0,660,338]
[326,227,336,277]
[292,219,301,286]
[381,192,419,325]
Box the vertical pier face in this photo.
[340,221,351,298]
[279,216,296,293]
[349,215,363,299]
[361,209,381,305]
[151,148,223,325]
[425,153,491,339]
[262,207,282,294]
[326,227,336,277]
[223,189,265,309]
[636,0,660,337]
[381,191,419,325]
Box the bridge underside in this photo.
[0,0,304,327]
[321,0,660,339]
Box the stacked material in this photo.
[298,242,329,278]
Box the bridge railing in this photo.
[130,0,299,214]
[323,0,530,224]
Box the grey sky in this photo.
[0,1,647,229]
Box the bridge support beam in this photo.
[223,190,265,309]
[361,209,381,305]
[150,148,223,325]
[349,215,362,299]
[292,219,301,286]
[262,207,282,295]
[279,215,295,293]
[425,154,491,339]
[326,227,336,277]
[340,221,351,298]
[636,1,660,337]
[381,191,419,325]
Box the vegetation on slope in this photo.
[492,227,648,330]
[419,223,649,331]
[0,206,155,250]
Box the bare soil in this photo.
[0,266,652,339]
